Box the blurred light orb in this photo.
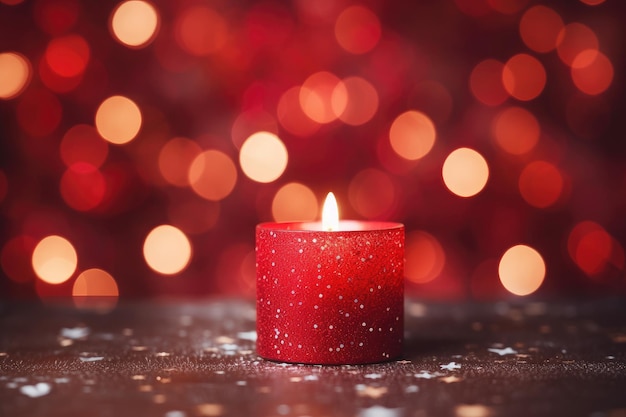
[231,110,278,149]
[188,149,237,201]
[32,235,78,284]
[492,106,540,155]
[44,34,90,78]
[580,0,605,5]
[300,72,346,124]
[158,137,202,187]
[60,124,109,168]
[571,50,613,95]
[519,5,563,53]
[348,168,395,219]
[334,5,381,54]
[73,268,119,296]
[568,221,621,276]
[60,163,107,211]
[0,52,31,100]
[95,95,142,145]
[469,59,507,106]
[498,245,545,296]
[175,6,227,56]
[34,0,80,36]
[389,110,436,161]
[143,225,192,275]
[557,23,598,67]
[272,182,318,222]
[110,0,160,48]
[277,86,321,137]
[502,54,546,101]
[239,131,288,183]
[442,148,489,197]
[334,76,379,126]
[518,161,564,208]
[405,231,445,284]
[73,268,119,311]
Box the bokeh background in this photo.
[0,0,624,305]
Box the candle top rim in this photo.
[257,220,404,232]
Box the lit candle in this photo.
[256,193,405,364]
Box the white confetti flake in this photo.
[20,382,51,398]
[488,347,518,356]
[414,371,440,379]
[405,385,419,393]
[357,405,402,417]
[440,362,461,371]
[237,331,257,341]
[79,356,104,362]
[165,411,187,417]
[220,344,239,351]
[364,373,383,379]
[61,327,90,340]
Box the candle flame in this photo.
[322,192,339,231]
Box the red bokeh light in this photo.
[519,5,563,53]
[34,0,79,35]
[45,34,90,78]
[470,59,508,106]
[60,124,109,169]
[518,161,564,208]
[60,163,107,211]
[502,53,546,101]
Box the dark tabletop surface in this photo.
[1,298,626,417]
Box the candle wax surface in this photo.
[256,221,404,365]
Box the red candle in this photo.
[256,193,404,364]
